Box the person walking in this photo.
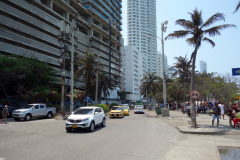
[219,101,225,120]
[212,102,221,127]
[1,105,9,124]
[232,110,240,128]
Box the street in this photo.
[0,112,179,160]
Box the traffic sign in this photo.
[232,68,240,76]
[190,90,200,99]
[86,97,90,100]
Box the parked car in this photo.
[123,106,130,116]
[12,104,56,121]
[109,106,125,118]
[134,105,145,114]
[0,105,18,118]
[119,104,129,109]
[65,107,106,132]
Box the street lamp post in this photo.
[95,59,99,106]
[109,20,112,86]
[161,21,168,108]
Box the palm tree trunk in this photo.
[183,72,186,111]
[190,46,198,128]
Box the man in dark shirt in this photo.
[212,102,221,127]
[1,105,9,124]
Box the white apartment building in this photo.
[200,61,207,73]
[156,52,168,79]
[123,45,141,102]
[127,0,157,74]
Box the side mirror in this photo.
[95,112,99,115]
[72,112,74,114]
[32,108,34,110]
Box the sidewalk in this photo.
[145,109,240,135]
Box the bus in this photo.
[136,100,142,105]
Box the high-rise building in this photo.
[127,0,157,74]
[200,61,207,73]
[167,65,177,79]
[0,0,123,102]
[123,45,140,102]
[156,52,168,79]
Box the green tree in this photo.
[140,72,161,108]
[172,55,191,109]
[98,72,116,98]
[74,50,102,97]
[165,8,236,127]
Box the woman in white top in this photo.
[219,101,225,120]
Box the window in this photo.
[34,105,39,109]
[40,105,45,109]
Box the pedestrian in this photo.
[232,109,240,128]
[212,102,221,127]
[219,101,225,120]
[1,105,9,124]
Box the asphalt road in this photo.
[0,112,179,160]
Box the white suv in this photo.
[66,107,106,132]
[134,105,145,114]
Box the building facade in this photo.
[127,0,157,74]
[167,65,177,79]
[123,46,140,102]
[0,0,123,101]
[156,52,168,79]
[200,61,207,73]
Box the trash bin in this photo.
[155,107,162,115]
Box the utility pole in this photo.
[70,19,77,114]
[161,21,168,108]
[109,20,112,86]
[95,60,99,106]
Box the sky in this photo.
[121,0,240,75]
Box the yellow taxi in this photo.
[123,106,130,116]
[109,106,124,118]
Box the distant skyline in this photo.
[122,0,240,75]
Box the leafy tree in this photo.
[74,50,102,97]
[110,103,118,109]
[98,72,116,98]
[165,8,236,127]
[172,55,192,109]
[140,72,161,105]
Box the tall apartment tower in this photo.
[0,0,123,102]
[200,61,207,73]
[127,0,157,75]
[157,52,168,79]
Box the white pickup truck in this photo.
[12,104,56,121]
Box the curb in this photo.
[176,127,218,135]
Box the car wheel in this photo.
[66,128,72,132]
[14,118,20,121]
[24,114,31,121]
[101,118,106,127]
[47,112,52,119]
[88,121,95,132]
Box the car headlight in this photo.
[82,118,89,122]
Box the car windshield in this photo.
[111,107,122,110]
[22,105,34,109]
[74,109,93,115]
[123,107,128,109]
[136,106,143,108]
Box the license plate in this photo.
[138,109,140,110]
[13,115,16,117]
[72,125,77,128]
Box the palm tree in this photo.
[234,1,240,13]
[172,55,191,110]
[165,8,236,127]
[74,49,102,97]
[97,72,116,99]
[140,72,161,109]
[167,79,183,110]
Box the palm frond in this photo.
[202,37,215,47]
[188,8,203,26]
[234,1,240,13]
[186,36,195,47]
[175,19,195,30]
[204,24,236,37]
[165,30,192,40]
[201,13,225,29]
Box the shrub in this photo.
[97,104,109,113]
[110,103,118,109]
